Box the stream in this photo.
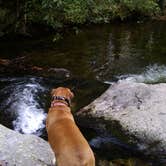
[0,20,166,165]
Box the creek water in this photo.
[0,20,166,165]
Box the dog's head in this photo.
[51,87,74,100]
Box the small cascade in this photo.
[0,77,48,136]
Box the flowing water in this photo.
[0,77,47,135]
[0,20,166,165]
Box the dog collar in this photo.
[52,96,71,107]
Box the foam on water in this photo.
[106,64,166,84]
[0,77,47,136]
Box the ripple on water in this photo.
[105,64,166,84]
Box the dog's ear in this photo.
[51,89,57,96]
[70,91,74,99]
[67,89,74,99]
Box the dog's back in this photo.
[46,87,95,166]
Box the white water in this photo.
[1,64,166,136]
[106,64,166,84]
[0,77,47,136]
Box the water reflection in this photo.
[1,21,166,83]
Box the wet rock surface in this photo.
[0,124,55,166]
[0,57,71,79]
[77,81,166,160]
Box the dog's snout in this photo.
[51,87,74,99]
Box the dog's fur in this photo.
[46,87,95,166]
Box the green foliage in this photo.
[27,0,89,28]
[37,0,160,26]
[63,0,89,23]
[88,0,160,22]
[0,0,161,34]
[120,0,160,16]
[0,8,7,22]
[88,0,115,23]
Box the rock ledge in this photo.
[0,124,55,166]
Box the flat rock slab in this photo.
[77,81,166,156]
[0,124,55,166]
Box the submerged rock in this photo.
[77,81,166,160]
[0,57,71,79]
[0,124,55,166]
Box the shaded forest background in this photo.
[0,0,165,37]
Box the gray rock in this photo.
[0,124,55,166]
[77,81,166,156]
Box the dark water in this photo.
[0,20,166,165]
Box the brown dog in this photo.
[46,87,95,166]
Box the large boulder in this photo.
[77,81,166,159]
[0,124,55,166]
